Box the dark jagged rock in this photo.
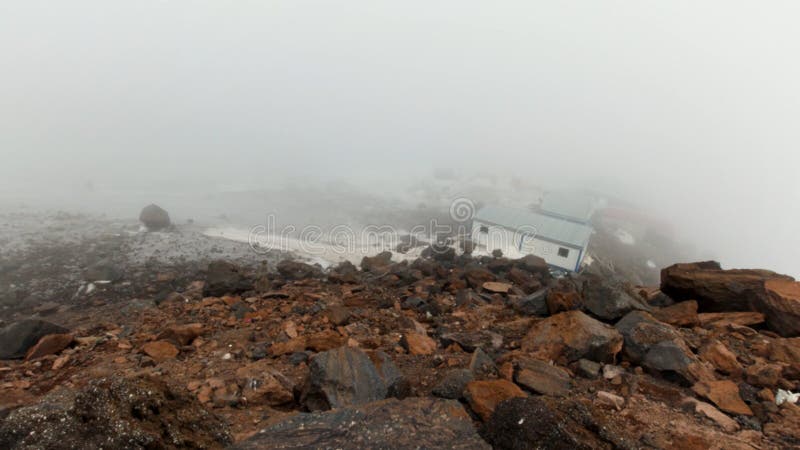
[203,260,252,297]
[0,319,69,359]
[0,376,230,449]
[277,260,323,280]
[440,330,503,353]
[360,251,393,272]
[510,288,549,316]
[483,397,608,450]
[234,397,490,450]
[432,369,474,400]
[581,273,651,321]
[138,204,171,230]
[300,347,389,411]
[469,348,499,379]
[615,311,711,384]
[328,260,360,284]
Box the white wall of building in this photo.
[471,219,584,271]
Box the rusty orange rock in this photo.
[142,340,179,363]
[463,379,527,421]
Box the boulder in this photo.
[464,268,496,289]
[156,323,203,346]
[139,204,171,230]
[0,319,69,360]
[521,310,622,364]
[360,251,393,272]
[513,254,550,278]
[204,260,252,297]
[432,369,474,400]
[513,359,571,397]
[25,333,73,360]
[699,341,742,377]
[469,348,499,379]
[300,347,388,411]
[615,311,710,384]
[483,397,609,450]
[328,260,360,284]
[440,330,503,353]
[142,340,179,363]
[581,274,650,321]
[233,397,490,449]
[697,311,765,328]
[652,301,699,328]
[400,332,437,355]
[235,362,294,406]
[463,379,527,421]
[0,376,230,449]
[660,261,790,312]
[509,289,549,316]
[692,380,753,416]
[277,259,323,280]
[761,279,800,337]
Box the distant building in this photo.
[471,205,593,272]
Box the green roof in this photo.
[474,205,593,249]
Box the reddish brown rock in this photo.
[745,363,783,388]
[661,261,790,312]
[400,332,437,355]
[463,379,527,421]
[305,330,346,352]
[464,268,496,289]
[235,362,293,406]
[697,312,765,328]
[522,310,623,364]
[545,291,581,315]
[156,323,203,346]
[482,282,511,294]
[653,301,699,327]
[699,341,742,377]
[692,380,753,416]
[269,337,306,356]
[25,334,73,360]
[761,279,800,337]
[142,340,179,363]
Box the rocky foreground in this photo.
[1,239,799,448]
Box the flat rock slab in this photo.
[234,397,491,450]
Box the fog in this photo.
[1,1,799,276]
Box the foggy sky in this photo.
[1,1,799,275]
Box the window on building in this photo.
[479,225,489,234]
[558,247,570,258]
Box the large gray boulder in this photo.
[234,397,489,449]
[138,204,171,230]
[581,273,650,321]
[615,311,711,384]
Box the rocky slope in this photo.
[0,216,798,449]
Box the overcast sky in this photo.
[1,1,798,275]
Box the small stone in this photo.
[401,332,437,355]
[482,282,512,294]
[432,369,474,400]
[468,348,498,379]
[596,391,625,410]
